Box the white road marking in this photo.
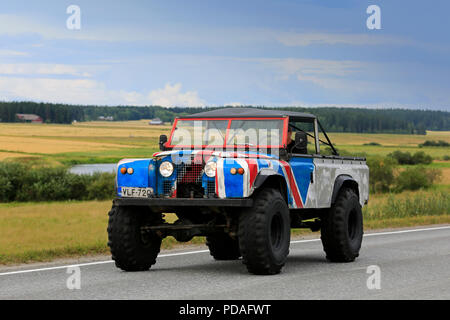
[0,225,448,277]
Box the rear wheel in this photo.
[238,188,290,275]
[206,233,241,260]
[320,188,363,262]
[107,206,162,271]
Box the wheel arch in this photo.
[331,174,359,205]
[252,169,289,204]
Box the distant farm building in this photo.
[98,116,114,121]
[16,114,43,124]
[149,118,163,125]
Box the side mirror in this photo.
[294,132,308,153]
[159,135,168,151]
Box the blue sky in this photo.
[0,0,449,110]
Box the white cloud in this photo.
[0,77,205,107]
[224,102,245,107]
[146,83,205,107]
[0,77,108,104]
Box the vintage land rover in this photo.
[107,108,369,275]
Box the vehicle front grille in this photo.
[207,181,216,196]
[163,180,173,196]
[176,163,203,184]
[175,161,206,198]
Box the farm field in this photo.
[0,120,170,165]
[0,121,449,165]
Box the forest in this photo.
[0,101,448,134]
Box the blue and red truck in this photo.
[108,108,369,275]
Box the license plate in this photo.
[121,187,153,198]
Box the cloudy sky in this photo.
[0,0,449,110]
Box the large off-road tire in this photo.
[238,188,290,275]
[320,188,363,262]
[206,233,241,260]
[107,206,162,271]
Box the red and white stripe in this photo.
[279,160,303,208]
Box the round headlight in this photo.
[159,161,174,177]
[204,162,217,178]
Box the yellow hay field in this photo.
[0,122,171,139]
[0,152,39,160]
[0,135,130,154]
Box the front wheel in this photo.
[238,188,290,275]
[320,188,363,262]
[107,206,162,271]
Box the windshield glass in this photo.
[171,120,228,146]
[227,120,284,146]
[169,119,285,148]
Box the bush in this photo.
[388,150,413,164]
[443,155,450,161]
[363,142,381,146]
[394,166,441,192]
[366,156,397,193]
[411,151,433,165]
[0,162,116,202]
[86,172,116,200]
[419,140,450,147]
[388,150,433,165]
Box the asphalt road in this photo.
[0,226,449,300]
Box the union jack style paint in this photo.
[117,149,369,209]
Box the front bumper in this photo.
[113,197,254,208]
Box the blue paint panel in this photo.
[256,159,270,170]
[223,160,244,198]
[289,157,314,205]
[117,159,155,197]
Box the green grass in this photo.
[364,190,449,220]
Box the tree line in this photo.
[0,101,448,134]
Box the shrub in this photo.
[0,162,116,202]
[366,156,397,193]
[411,151,433,165]
[443,155,450,161]
[86,172,116,200]
[363,142,381,146]
[388,150,413,164]
[394,166,441,192]
[388,150,433,165]
[419,140,450,147]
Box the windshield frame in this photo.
[166,117,289,149]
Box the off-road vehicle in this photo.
[107,108,369,275]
